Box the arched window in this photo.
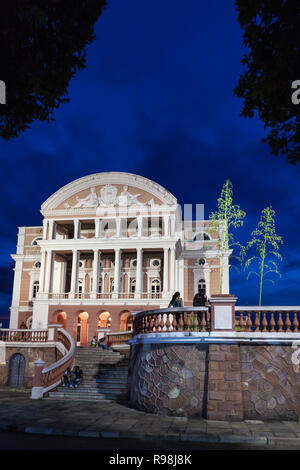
[34,262,41,268]
[198,279,206,293]
[151,279,161,298]
[98,311,111,329]
[130,279,136,293]
[78,280,83,296]
[32,281,39,298]
[193,232,210,241]
[32,238,42,246]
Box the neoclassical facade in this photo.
[9,172,231,345]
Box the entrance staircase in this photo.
[47,346,129,403]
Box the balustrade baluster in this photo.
[144,315,150,333]
[186,313,191,332]
[172,314,177,331]
[149,315,155,333]
[166,313,171,331]
[193,312,199,331]
[285,311,291,332]
[246,311,252,332]
[155,314,160,332]
[159,314,165,332]
[239,312,244,330]
[262,312,268,332]
[179,313,184,331]
[269,312,276,332]
[293,312,299,332]
[201,312,206,332]
[277,312,283,332]
[254,312,260,332]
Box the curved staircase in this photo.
[47,346,129,403]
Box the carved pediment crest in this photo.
[99,184,118,207]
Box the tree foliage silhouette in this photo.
[234,0,300,164]
[0,0,107,140]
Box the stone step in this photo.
[48,391,107,399]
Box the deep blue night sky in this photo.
[0,1,299,326]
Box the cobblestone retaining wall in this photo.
[128,342,300,421]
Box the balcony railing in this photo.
[41,292,162,300]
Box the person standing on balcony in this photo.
[168,292,183,327]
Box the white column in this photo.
[42,220,48,240]
[95,218,100,238]
[170,214,176,237]
[164,215,170,237]
[138,216,143,237]
[116,218,122,238]
[92,249,100,296]
[48,220,55,240]
[204,267,211,298]
[10,258,24,328]
[44,250,53,293]
[39,249,46,292]
[70,250,79,294]
[135,248,143,298]
[170,247,176,292]
[74,219,80,239]
[113,248,121,297]
[163,247,169,295]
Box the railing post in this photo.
[31,358,46,399]
[210,295,238,331]
[47,323,62,342]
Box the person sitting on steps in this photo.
[69,366,83,389]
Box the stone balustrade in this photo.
[106,330,133,347]
[0,329,48,342]
[133,307,210,335]
[133,303,300,336]
[235,307,300,333]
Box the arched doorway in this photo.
[8,353,25,386]
[76,312,89,346]
[54,311,67,330]
[120,310,133,331]
[98,311,111,329]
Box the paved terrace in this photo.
[1,389,300,449]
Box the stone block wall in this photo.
[128,341,300,421]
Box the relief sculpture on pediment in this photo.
[64,184,153,209]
